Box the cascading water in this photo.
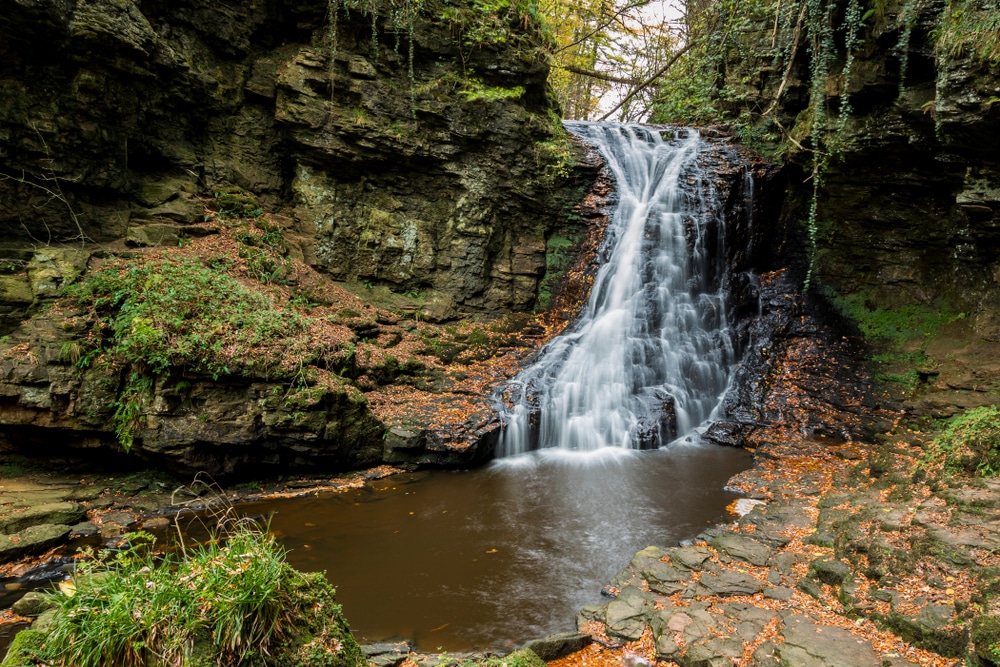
[497,122,737,456]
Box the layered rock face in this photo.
[0,0,568,323]
[718,0,1000,311]
[0,0,587,473]
[714,0,1000,416]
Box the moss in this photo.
[972,615,1000,665]
[272,572,365,667]
[921,406,1000,478]
[0,629,46,667]
[214,189,262,218]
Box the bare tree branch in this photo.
[559,63,640,84]
[597,39,698,121]
[763,0,807,117]
[555,0,651,54]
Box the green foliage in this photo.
[214,190,262,219]
[457,78,525,102]
[113,372,154,453]
[935,0,1000,65]
[533,111,576,185]
[923,406,1000,477]
[69,258,306,380]
[437,0,553,51]
[31,525,359,667]
[972,615,1000,664]
[66,258,316,450]
[235,219,291,284]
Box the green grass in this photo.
[935,0,1000,64]
[40,527,286,667]
[23,523,362,667]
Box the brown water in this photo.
[239,445,751,652]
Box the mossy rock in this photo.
[0,629,46,667]
[272,571,365,667]
[487,650,547,667]
[214,190,261,218]
[972,615,1000,666]
[887,605,969,658]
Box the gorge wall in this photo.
[0,0,573,323]
[713,0,1000,417]
[0,0,598,473]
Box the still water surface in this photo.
[240,444,751,651]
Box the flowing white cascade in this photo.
[496,122,736,456]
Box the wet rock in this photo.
[633,547,691,594]
[100,522,125,540]
[764,586,794,601]
[776,615,880,667]
[0,502,86,534]
[678,638,742,667]
[67,486,104,501]
[710,533,772,566]
[102,511,136,527]
[362,641,412,667]
[702,420,752,448]
[605,586,652,641]
[770,551,805,576]
[141,516,171,531]
[69,521,98,537]
[0,524,71,562]
[796,578,824,600]
[577,605,607,628]
[521,631,590,661]
[654,634,679,660]
[888,604,969,658]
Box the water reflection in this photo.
[244,444,750,651]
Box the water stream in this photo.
[497,123,737,455]
[237,446,751,651]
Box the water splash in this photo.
[496,122,738,456]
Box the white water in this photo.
[496,122,737,456]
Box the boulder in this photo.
[776,615,880,667]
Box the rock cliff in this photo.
[0,0,572,322]
[0,0,591,473]
[712,0,1000,417]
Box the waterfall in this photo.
[496,122,738,456]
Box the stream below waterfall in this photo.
[234,445,751,651]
